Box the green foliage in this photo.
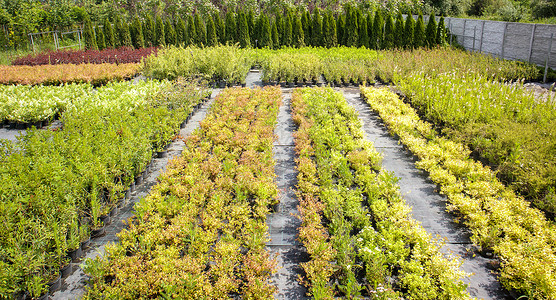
[247,10,256,46]
[155,15,165,47]
[175,16,187,45]
[323,11,337,48]
[194,13,206,45]
[382,13,394,49]
[103,18,115,48]
[259,14,272,48]
[358,11,368,48]
[113,15,123,48]
[311,8,322,47]
[96,24,106,50]
[403,14,414,49]
[143,15,155,47]
[275,14,284,45]
[237,12,250,48]
[337,14,345,46]
[372,11,383,50]
[301,10,311,45]
[206,15,217,47]
[224,11,235,44]
[283,13,293,47]
[425,13,437,48]
[121,21,133,48]
[164,18,177,46]
[271,19,279,49]
[131,16,145,49]
[83,17,97,50]
[187,15,196,46]
[213,13,225,44]
[345,6,358,47]
[394,12,404,48]
[292,14,305,48]
[436,16,446,45]
[413,14,425,48]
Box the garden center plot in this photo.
[83,87,282,299]
[292,87,469,299]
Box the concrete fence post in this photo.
[473,26,477,51]
[528,24,537,63]
[479,21,485,53]
[501,22,508,59]
[462,19,467,47]
[544,33,554,83]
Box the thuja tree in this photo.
[425,13,437,48]
[372,10,383,49]
[121,21,133,47]
[194,13,206,45]
[224,11,235,44]
[311,8,322,47]
[275,14,284,44]
[271,19,279,48]
[382,13,394,49]
[259,14,272,48]
[247,10,256,46]
[327,11,337,47]
[206,15,217,46]
[292,14,305,48]
[83,17,97,50]
[131,16,145,49]
[237,11,250,47]
[336,14,345,46]
[394,12,404,48]
[283,13,292,46]
[366,13,373,48]
[213,13,225,44]
[187,15,196,46]
[155,15,165,47]
[96,24,106,50]
[143,15,155,47]
[164,18,176,46]
[103,18,115,48]
[413,13,425,48]
[114,16,123,48]
[175,16,186,45]
[345,6,358,47]
[301,10,311,46]
[437,16,446,45]
[358,11,368,48]
[404,13,414,49]
[253,13,262,47]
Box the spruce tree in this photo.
[337,14,345,46]
[121,21,133,47]
[292,14,305,48]
[235,11,249,48]
[425,13,437,48]
[165,18,176,46]
[103,18,115,48]
[283,12,292,47]
[194,13,206,45]
[206,15,217,46]
[301,11,311,46]
[372,10,384,49]
[394,12,404,48]
[114,16,123,48]
[311,8,322,47]
[187,15,197,46]
[176,16,186,45]
[272,19,280,49]
[224,11,235,44]
[404,13,414,49]
[213,13,224,44]
[345,6,358,47]
[143,15,155,47]
[259,14,272,48]
[413,14,425,48]
[436,16,446,45]
[131,16,144,49]
[83,17,97,50]
[155,15,165,47]
[96,24,106,50]
[358,12,368,48]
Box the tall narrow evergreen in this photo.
[272,18,280,48]
[275,14,284,45]
[96,25,106,50]
[436,16,446,45]
[103,18,115,48]
[114,16,123,48]
[358,12,368,48]
[283,12,292,46]
[328,12,337,47]
[311,8,322,47]
[259,14,272,48]
[187,15,196,46]
[175,16,186,45]
[194,13,206,45]
[213,13,224,44]
[131,16,144,49]
[292,14,305,48]
[247,10,256,46]
[425,13,437,48]
[372,10,384,49]
[382,13,394,49]
[301,11,311,46]
[237,11,250,48]
[337,14,345,46]
[206,16,217,46]
[155,15,165,47]
[394,12,404,48]
[403,13,415,49]
[413,14,425,48]
[143,15,155,47]
[345,6,358,47]
[164,18,176,46]
[83,17,97,50]
[224,11,235,44]
[253,14,262,47]
[367,13,374,49]
[121,21,133,47]
[322,11,331,47]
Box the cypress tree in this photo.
[96,24,106,50]
[345,6,358,47]
[283,12,292,46]
[358,12,368,48]
[413,14,425,48]
[187,15,197,46]
[206,15,217,46]
[131,16,144,49]
[404,13,414,49]
[259,14,272,48]
[275,14,284,46]
[372,10,384,49]
[103,18,115,48]
[114,16,123,48]
[301,11,310,46]
[311,8,322,47]
[213,13,224,44]
[164,18,176,46]
[292,14,305,48]
[425,13,437,48]
[247,10,256,46]
[272,18,279,49]
[155,15,165,47]
[394,12,404,48]
[194,13,206,45]
[176,16,186,45]
[83,17,97,50]
[237,11,250,48]
[121,21,133,47]
[337,14,345,46]
[436,16,446,45]
[224,11,235,44]
[143,15,155,47]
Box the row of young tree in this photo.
[83,7,448,51]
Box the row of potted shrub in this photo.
[361,86,556,299]
[291,87,469,299]
[12,47,157,66]
[0,79,208,299]
[82,87,282,299]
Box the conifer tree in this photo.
[121,21,133,47]
[165,18,176,46]
[275,14,284,44]
[114,16,123,48]
[155,15,165,47]
[247,10,256,45]
[372,10,383,49]
[259,14,272,48]
[425,13,437,47]
[366,13,374,48]
[322,11,331,47]
[404,13,414,49]
[131,16,144,49]
[328,12,337,47]
[301,10,310,45]
[96,24,106,50]
[345,6,358,47]
[358,12,368,48]
[283,12,292,46]
[213,13,224,44]
[176,16,186,45]
[206,15,217,46]
[224,11,235,44]
[311,8,322,47]
[436,16,446,45]
[194,13,206,45]
[253,14,262,47]
[337,14,345,46]
[237,11,250,48]
[83,16,97,50]
[272,19,279,49]
[292,14,305,48]
[143,15,155,47]
[187,15,196,46]
[394,12,404,48]
[413,14,425,48]
[103,18,115,48]
[382,13,393,49]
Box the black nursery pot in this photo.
[60,261,72,278]
[91,226,106,238]
[100,214,111,226]
[68,246,82,262]
[47,272,62,294]
[81,237,91,250]
[157,150,168,159]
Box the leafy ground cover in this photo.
[0,80,207,299]
[0,63,140,86]
[82,87,282,299]
[11,47,157,66]
[361,86,556,299]
[292,87,469,299]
